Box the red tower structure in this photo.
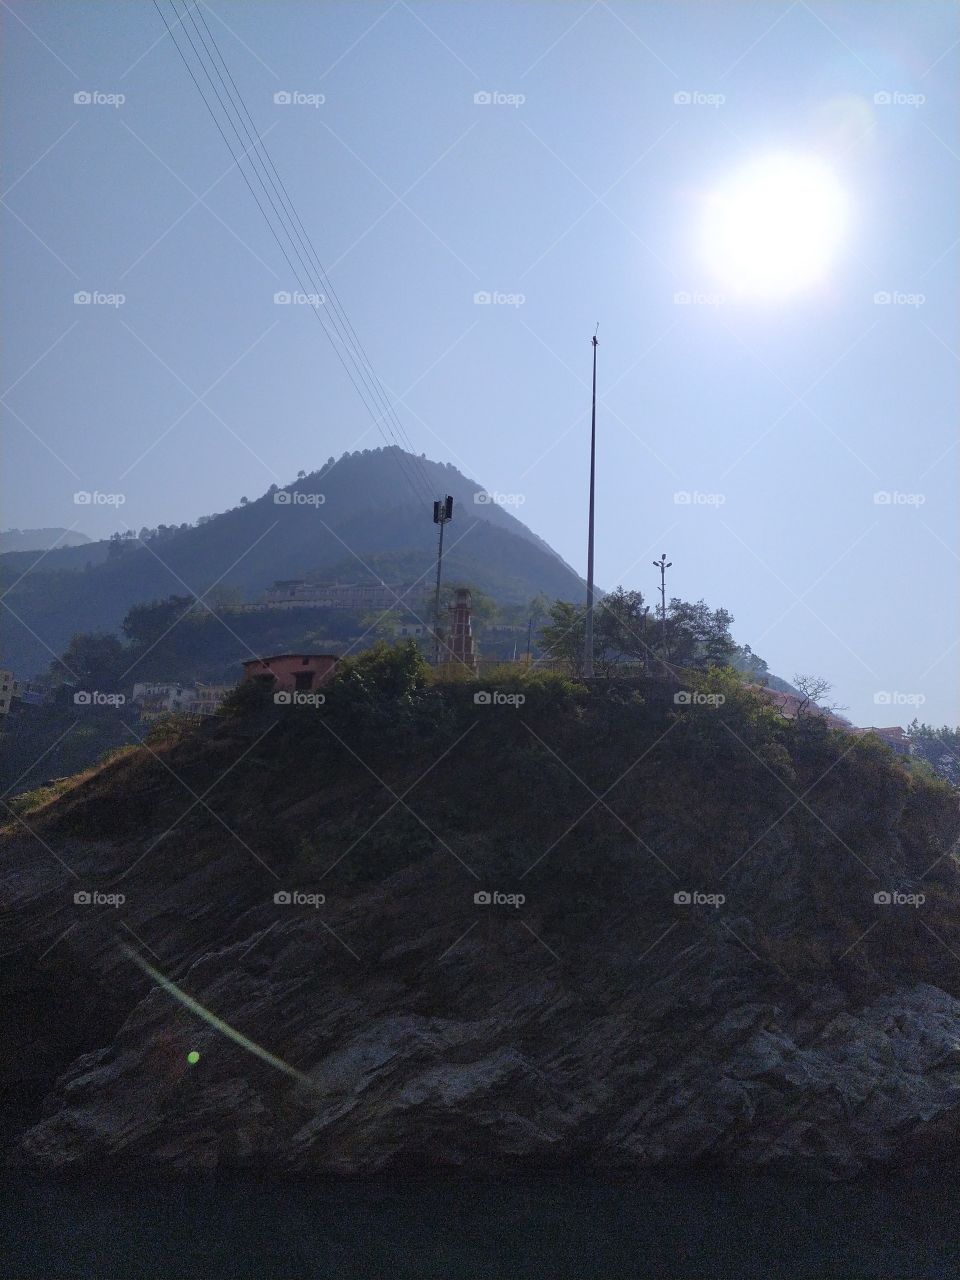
[447,587,477,670]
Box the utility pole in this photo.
[584,326,599,678]
[653,553,672,660]
[432,496,454,665]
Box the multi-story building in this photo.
[263,580,411,612]
[131,682,195,716]
[130,681,230,719]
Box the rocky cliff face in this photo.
[3,675,960,1179]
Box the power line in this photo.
[154,0,434,506]
[188,2,434,495]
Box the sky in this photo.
[2,0,957,727]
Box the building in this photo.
[191,683,232,716]
[130,681,231,719]
[0,670,19,716]
[263,580,409,611]
[241,653,338,694]
[392,620,429,638]
[131,682,195,717]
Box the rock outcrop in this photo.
[3,678,959,1179]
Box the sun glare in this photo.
[701,154,848,298]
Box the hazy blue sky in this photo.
[2,1,957,726]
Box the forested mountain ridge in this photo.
[0,448,585,676]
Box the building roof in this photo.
[242,653,339,667]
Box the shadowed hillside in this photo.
[3,654,959,1179]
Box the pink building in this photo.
[241,653,338,694]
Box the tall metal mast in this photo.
[584,327,599,678]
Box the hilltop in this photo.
[0,448,585,677]
[4,655,959,1179]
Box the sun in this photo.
[701,153,848,298]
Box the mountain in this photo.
[0,449,585,677]
[0,528,93,554]
[4,662,959,1178]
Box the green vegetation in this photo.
[21,644,959,1000]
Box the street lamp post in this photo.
[653,553,672,660]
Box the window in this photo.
[294,671,314,691]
